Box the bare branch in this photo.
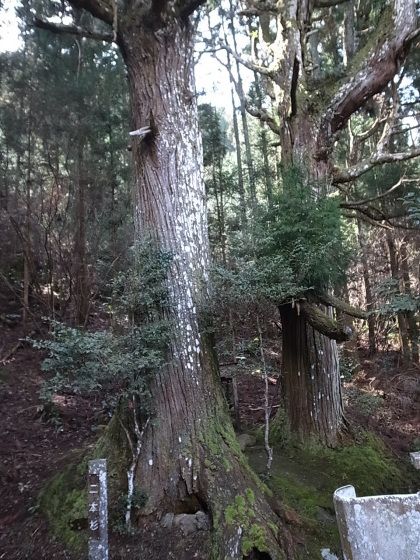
[318,0,418,147]
[339,177,417,206]
[351,116,388,145]
[245,106,281,136]
[342,210,393,229]
[333,146,420,184]
[239,2,279,17]
[205,41,281,136]
[33,17,114,42]
[340,202,391,223]
[217,42,276,78]
[69,0,114,27]
[314,0,349,6]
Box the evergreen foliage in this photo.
[260,168,350,290]
[374,277,420,315]
[31,243,173,413]
[215,168,352,305]
[401,189,420,227]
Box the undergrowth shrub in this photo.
[31,241,173,415]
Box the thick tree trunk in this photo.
[276,113,347,444]
[117,20,285,559]
[279,302,346,446]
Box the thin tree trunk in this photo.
[357,220,376,355]
[23,106,33,335]
[254,74,273,211]
[73,135,90,326]
[227,53,247,227]
[228,0,256,207]
[387,230,410,361]
[73,41,90,327]
[400,237,419,363]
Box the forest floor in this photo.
[1,302,420,559]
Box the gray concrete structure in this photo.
[334,485,420,560]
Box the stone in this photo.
[160,512,175,529]
[174,513,198,535]
[195,510,211,531]
[321,549,339,560]
[410,451,420,469]
[316,506,336,524]
[236,433,256,451]
[173,511,211,535]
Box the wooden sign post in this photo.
[88,459,108,560]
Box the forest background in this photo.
[1,0,420,558]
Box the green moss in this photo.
[225,505,237,525]
[246,524,267,553]
[245,488,255,506]
[256,429,420,559]
[224,492,269,555]
[91,414,133,499]
[39,461,88,551]
[274,472,330,520]
[271,431,412,517]
[302,432,409,495]
[223,458,232,472]
[269,406,292,448]
[213,506,221,530]
[207,436,221,457]
[219,423,242,456]
[347,5,392,77]
[38,413,139,550]
[224,493,255,526]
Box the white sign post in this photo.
[88,459,108,560]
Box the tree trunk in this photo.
[387,230,410,361]
[276,119,348,445]
[73,135,90,326]
[117,20,285,559]
[400,237,419,363]
[254,74,274,212]
[279,302,346,446]
[227,0,256,208]
[228,53,247,228]
[357,220,376,355]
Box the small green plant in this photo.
[338,352,359,382]
[31,241,173,417]
[112,487,148,535]
[374,277,419,315]
[344,387,384,418]
[400,190,420,227]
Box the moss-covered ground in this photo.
[246,430,420,559]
